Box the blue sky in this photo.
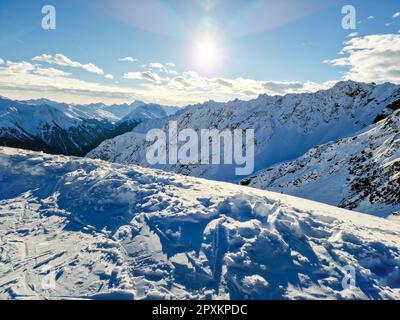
[0,0,399,105]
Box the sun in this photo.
[193,36,221,74]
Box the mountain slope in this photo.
[241,108,400,218]
[1,147,400,300]
[88,81,400,182]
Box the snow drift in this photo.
[1,147,400,300]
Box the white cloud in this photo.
[165,70,330,100]
[34,67,71,78]
[105,74,114,80]
[0,59,150,104]
[347,32,359,38]
[1,57,336,106]
[262,81,304,93]
[325,34,400,84]
[123,71,163,83]
[386,21,396,27]
[32,54,104,75]
[367,16,375,20]
[166,70,178,75]
[5,61,36,73]
[149,62,164,69]
[0,58,4,65]
[148,62,177,75]
[119,57,138,63]
[393,12,400,19]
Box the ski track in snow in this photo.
[1,147,400,300]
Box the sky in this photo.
[0,0,399,106]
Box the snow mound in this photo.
[1,147,400,300]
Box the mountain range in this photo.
[0,97,178,156]
[88,81,400,181]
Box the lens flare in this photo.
[193,35,222,75]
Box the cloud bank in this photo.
[33,54,104,75]
[326,34,400,84]
[4,32,399,107]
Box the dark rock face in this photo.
[0,119,140,157]
[341,114,400,210]
[373,99,400,124]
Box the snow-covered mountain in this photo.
[88,81,400,182]
[83,100,179,124]
[0,147,399,300]
[20,99,120,123]
[0,97,178,156]
[103,103,138,120]
[82,102,132,122]
[113,102,179,134]
[241,105,400,218]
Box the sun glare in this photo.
[193,36,221,74]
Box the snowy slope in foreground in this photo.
[242,109,400,218]
[1,147,400,300]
